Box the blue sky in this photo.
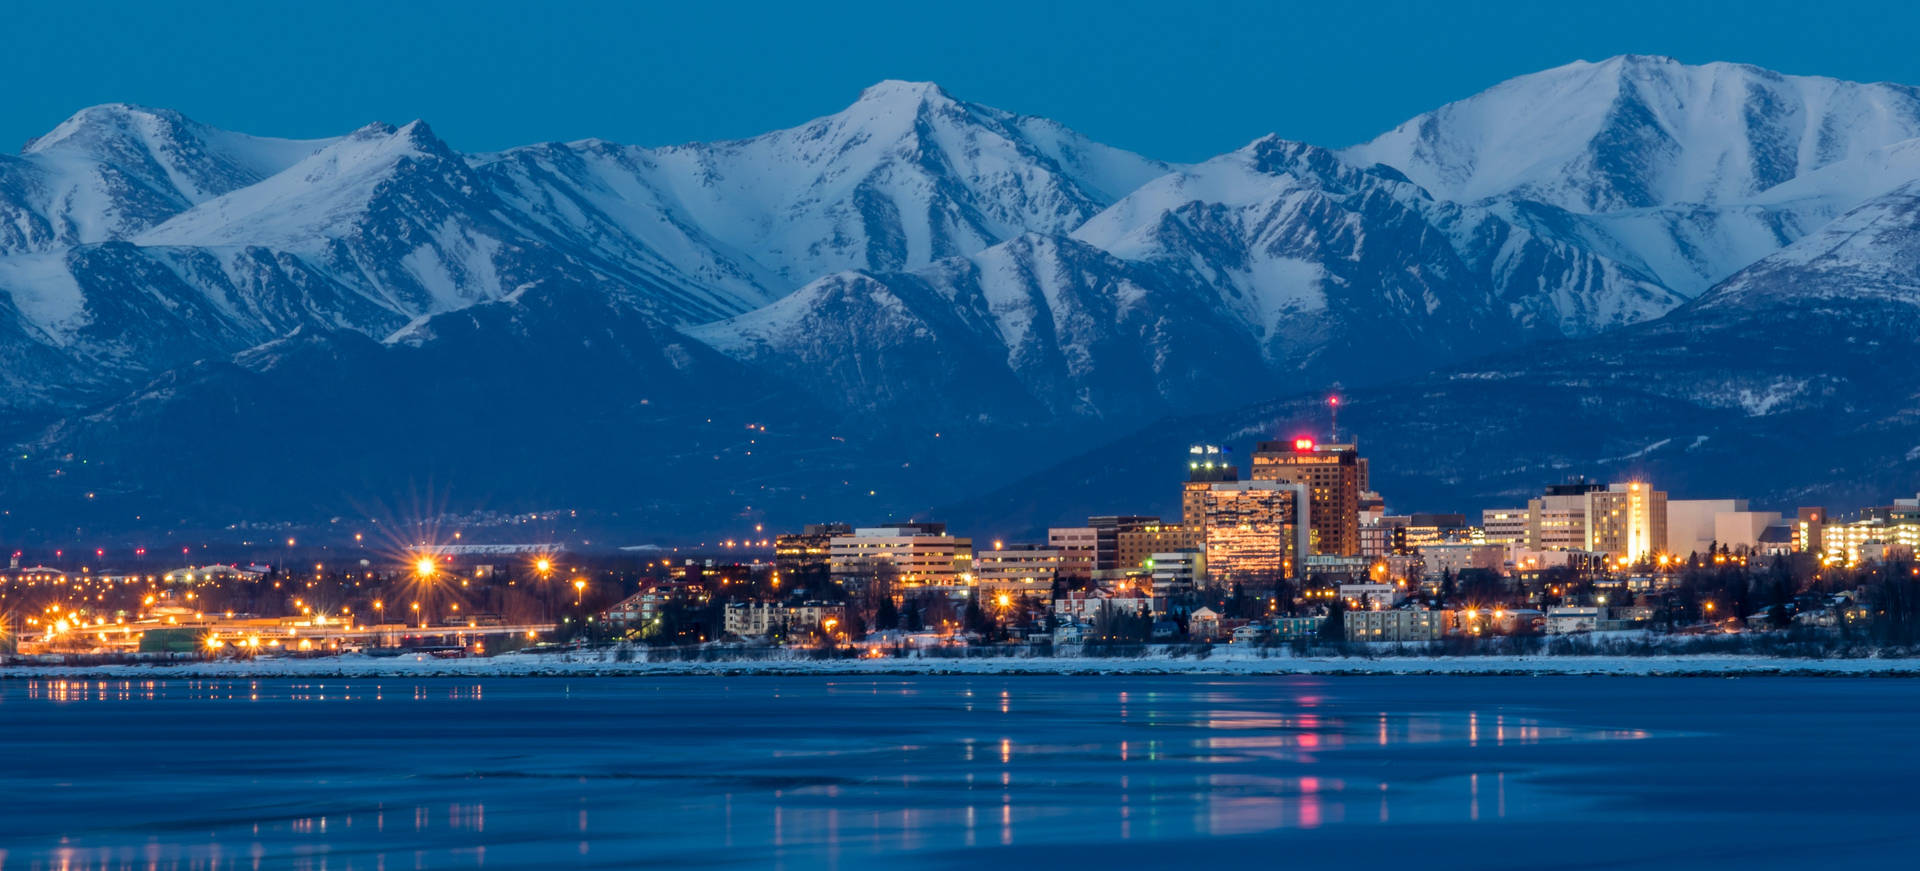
[7,0,1919,161]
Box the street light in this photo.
[573,578,586,606]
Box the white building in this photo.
[1666,499,1778,555]
[1148,550,1205,597]
[829,524,973,591]
[1545,606,1607,635]
[1481,508,1529,545]
[1338,582,1403,610]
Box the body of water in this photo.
[2,675,1915,869]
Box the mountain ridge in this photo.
[7,58,1920,543]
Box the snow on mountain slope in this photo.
[0,104,332,256]
[473,81,1170,325]
[1696,179,1920,308]
[137,120,612,322]
[1347,55,1920,212]
[1075,135,1674,342]
[689,232,1262,422]
[635,81,1171,289]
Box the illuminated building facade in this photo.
[1088,515,1163,572]
[1585,482,1668,561]
[1115,524,1201,572]
[1481,508,1529,545]
[1182,444,1240,530]
[1526,482,1603,550]
[1147,550,1206,598]
[1821,500,1920,565]
[774,522,850,582]
[1192,480,1310,587]
[1251,438,1364,556]
[1046,527,1097,580]
[1795,507,1828,553]
[828,524,973,592]
[972,545,1062,596]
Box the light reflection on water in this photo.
[0,674,1845,871]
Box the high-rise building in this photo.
[1481,508,1528,545]
[1585,482,1668,562]
[1251,437,1363,556]
[1526,481,1604,550]
[1087,515,1163,572]
[1181,444,1239,530]
[1362,515,1411,558]
[1115,523,1202,573]
[1046,527,1097,580]
[1192,480,1311,587]
[828,523,973,592]
[775,522,851,582]
[1795,507,1828,554]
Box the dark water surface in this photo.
[2,676,1916,869]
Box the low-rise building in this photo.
[1545,606,1608,635]
[1345,609,1451,643]
[1338,582,1403,610]
[1051,590,1154,623]
[722,601,845,638]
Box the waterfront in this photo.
[2,676,1917,869]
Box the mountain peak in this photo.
[23,103,197,154]
[1346,56,1920,211]
[854,80,955,107]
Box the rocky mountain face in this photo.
[952,180,1920,533]
[9,57,1920,543]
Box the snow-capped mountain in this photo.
[474,80,1172,323]
[10,58,1920,543]
[1,104,332,256]
[955,180,1920,532]
[1347,55,1920,211]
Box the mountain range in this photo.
[4,55,1919,546]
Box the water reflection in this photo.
[0,677,1674,870]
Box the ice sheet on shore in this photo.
[9,648,1920,680]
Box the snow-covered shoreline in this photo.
[8,650,1920,680]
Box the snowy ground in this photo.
[7,648,1920,679]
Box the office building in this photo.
[1115,523,1201,572]
[1088,515,1163,572]
[1147,550,1206,599]
[1191,479,1311,587]
[1526,481,1604,550]
[972,544,1062,597]
[1251,437,1365,556]
[1585,482,1668,562]
[774,523,850,582]
[1795,507,1829,553]
[828,523,973,592]
[1046,527,1097,580]
[1481,508,1529,545]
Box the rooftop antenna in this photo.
[1328,394,1340,443]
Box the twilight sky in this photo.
[7,0,1919,161]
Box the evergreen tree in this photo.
[1320,598,1346,641]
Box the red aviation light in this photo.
[1293,438,1316,452]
